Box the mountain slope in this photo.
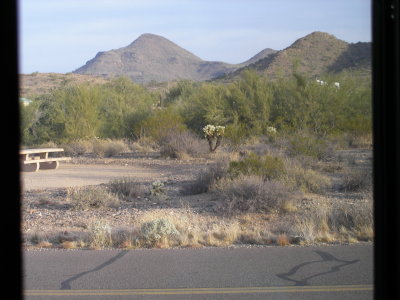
[240,48,278,66]
[73,32,370,83]
[74,33,238,83]
[224,32,371,80]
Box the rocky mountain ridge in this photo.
[73,33,277,83]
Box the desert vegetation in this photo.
[21,69,373,249]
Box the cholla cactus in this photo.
[203,124,225,152]
[267,126,277,134]
[203,125,225,138]
[150,180,165,196]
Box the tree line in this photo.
[20,69,371,146]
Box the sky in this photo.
[19,0,371,74]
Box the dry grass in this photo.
[126,209,281,248]
[292,195,373,244]
[108,177,146,201]
[284,165,332,194]
[60,241,77,249]
[36,241,53,248]
[277,234,290,246]
[159,130,209,159]
[92,139,129,157]
[213,175,301,215]
[337,167,372,192]
[63,140,93,156]
[67,186,120,210]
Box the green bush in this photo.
[140,219,179,246]
[223,123,249,151]
[285,166,332,194]
[87,219,112,248]
[287,131,330,160]
[139,109,187,144]
[228,153,286,180]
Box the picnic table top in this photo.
[20,148,65,154]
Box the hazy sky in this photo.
[19,0,371,74]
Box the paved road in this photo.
[24,244,373,299]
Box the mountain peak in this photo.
[73,32,370,83]
[289,31,344,49]
[74,33,231,82]
[129,33,170,45]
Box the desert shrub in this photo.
[104,139,129,157]
[181,160,229,195]
[215,175,300,214]
[92,139,129,157]
[287,131,330,160]
[160,130,208,159]
[87,219,112,248]
[63,139,93,156]
[38,141,59,148]
[228,153,286,180]
[328,201,373,233]
[223,123,249,151]
[337,167,372,192]
[108,177,146,201]
[91,139,108,157]
[68,186,120,210]
[284,165,332,194]
[131,137,158,153]
[140,219,179,246]
[139,109,187,144]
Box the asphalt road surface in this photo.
[24,244,373,299]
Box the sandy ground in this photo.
[21,157,211,191]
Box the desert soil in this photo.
[21,149,372,248]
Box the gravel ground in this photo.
[21,149,373,249]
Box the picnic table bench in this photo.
[20,148,71,172]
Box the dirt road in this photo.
[21,158,208,191]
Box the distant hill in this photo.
[239,48,278,66]
[222,32,371,81]
[73,33,276,83]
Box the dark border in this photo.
[0,0,22,299]
[373,0,400,298]
[2,1,399,299]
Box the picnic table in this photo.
[20,148,71,172]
